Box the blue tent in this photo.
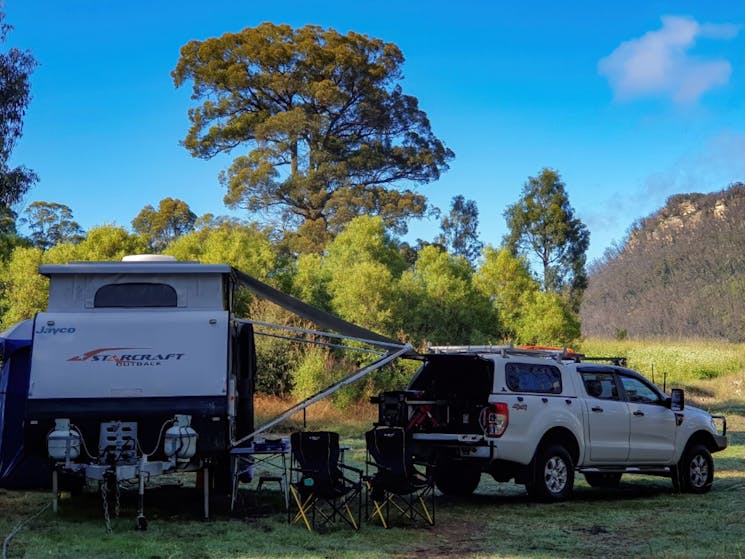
[0,320,50,488]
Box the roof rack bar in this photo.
[426,345,590,362]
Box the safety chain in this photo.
[100,477,112,534]
[114,480,121,518]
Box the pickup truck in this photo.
[373,346,728,501]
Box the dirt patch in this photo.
[394,519,486,558]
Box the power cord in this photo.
[2,501,51,559]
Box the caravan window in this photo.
[94,283,177,308]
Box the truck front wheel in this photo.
[526,444,574,502]
[678,444,714,494]
[434,461,481,497]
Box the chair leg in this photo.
[419,494,434,526]
[289,485,313,532]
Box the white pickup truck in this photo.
[373,346,728,501]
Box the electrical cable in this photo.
[138,419,174,457]
[70,423,96,460]
[2,501,51,559]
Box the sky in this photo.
[4,0,745,263]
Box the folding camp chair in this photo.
[365,426,435,528]
[288,431,362,531]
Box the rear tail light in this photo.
[481,402,509,438]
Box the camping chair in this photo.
[288,431,362,531]
[365,426,435,528]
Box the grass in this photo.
[2,338,745,558]
[577,338,745,385]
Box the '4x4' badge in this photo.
[512,402,528,411]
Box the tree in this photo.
[132,197,197,251]
[293,216,405,333]
[504,168,589,309]
[396,245,498,346]
[0,12,37,207]
[21,201,85,250]
[0,225,147,328]
[172,23,453,252]
[436,195,483,263]
[0,205,30,262]
[474,246,538,340]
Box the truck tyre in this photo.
[678,444,713,494]
[434,461,481,497]
[584,472,622,488]
[526,444,574,502]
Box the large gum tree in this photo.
[172,23,453,252]
[0,12,37,209]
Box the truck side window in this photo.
[619,376,662,405]
[581,372,619,400]
[94,283,177,308]
[505,363,562,394]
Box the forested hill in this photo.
[580,183,745,342]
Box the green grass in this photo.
[2,338,745,558]
[577,338,745,385]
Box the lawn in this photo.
[2,341,744,558]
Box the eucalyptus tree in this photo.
[173,23,453,252]
[504,168,589,309]
[0,12,38,207]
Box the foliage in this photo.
[581,183,745,342]
[21,200,85,250]
[515,290,581,346]
[131,197,197,251]
[504,168,589,309]
[0,245,46,327]
[436,194,483,264]
[292,216,405,333]
[397,245,498,346]
[0,12,38,207]
[474,245,538,340]
[173,22,453,251]
[291,345,333,400]
[0,226,145,327]
[0,204,29,262]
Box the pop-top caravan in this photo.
[5,257,254,515]
[0,255,407,527]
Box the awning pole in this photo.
[232,344,412,447]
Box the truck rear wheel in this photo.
[678,444,713,494]
[434,461,481,497]
[526,444,574,502]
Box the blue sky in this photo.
[4,0,745,262]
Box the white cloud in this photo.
[598,15,741,105]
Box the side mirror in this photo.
[670,388,685,411]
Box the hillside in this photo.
[580,183,745,341]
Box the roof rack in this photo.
[426,345,585,362]
[582,356,628,367]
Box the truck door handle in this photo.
[591,406,603,412]
[633,410,645,416]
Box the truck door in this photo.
[618,375,676,463]
[580,372,630,463]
